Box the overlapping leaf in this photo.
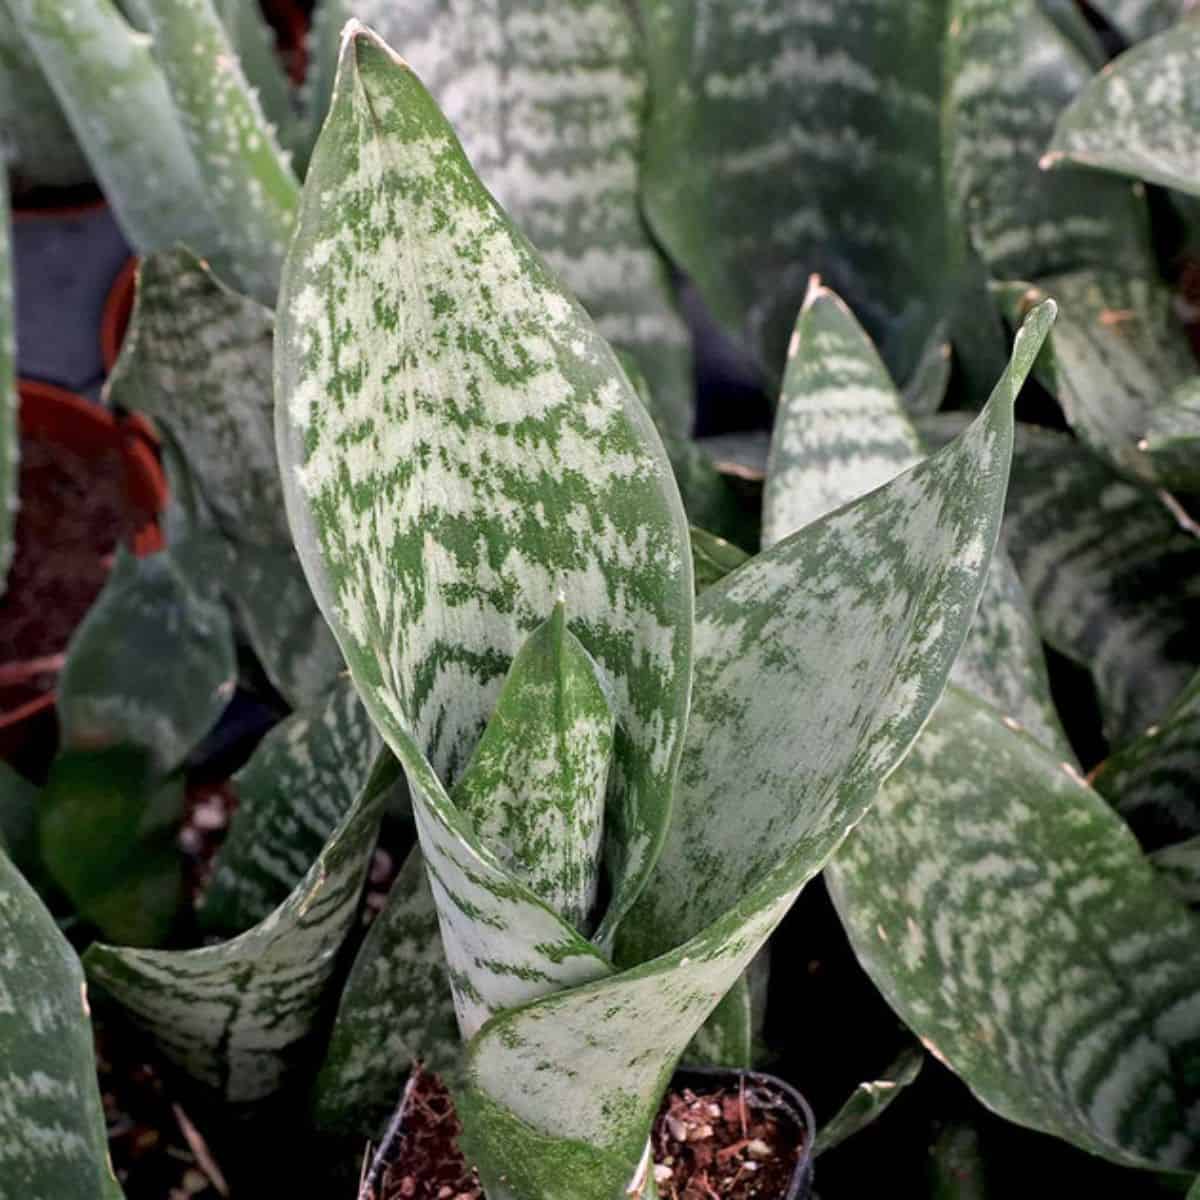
[1086,0,1191,43]
[638,0,949,384]
[1048,18,1200,197]
[828,686,1200,1170]
[275,25,693,956]
[0,851,123,1199]
[0,760,37,875]
[815,1048,924,1155]
[1152,836,1200,905]
[84,752,393,1104]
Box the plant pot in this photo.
[100,255,138,375]
[0,381,167,770]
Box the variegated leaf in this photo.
[106,248,342,708]
[199,675,379,935]
[141,0,299,305]
[313,843,460,1135]
[453,603,613,933]
[454,311,1051,1200]
[1093,669,1200,845]
[0,167,14,593]
[814,1047,924,1155]
[944,0,1152,283]
[1047,17,1200,197]
[638,0,949,384]
[1086,0,1194,42]
[1152,836,1200,905]
[275,24,693,951]
[762,277,924,544]
[689,527,749,595]
[0,850,123,1199]
[827,685,1200,1170]
[84,751,393,1104]
[7,0,217,260]
[315,0,694,436]
[999,272,1200,493]
[1039,0,1109,67]
[903,323,953,416]
[57,549,236,776]
[39,749,183,948]
[0,0,91,188]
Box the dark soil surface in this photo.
[651,1081,805,1200]
[0,431,135,713]
[179,780,239,908]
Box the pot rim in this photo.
[100,255,139,375]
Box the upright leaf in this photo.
[275,24,693,949]
[1047,18,1200,197]
[142,0,300,305]
[639,0,949,383]
[828,686,1200,1170]
[814,1048,924,1155]
[0,850,123,1199]
[84,752,393,1104]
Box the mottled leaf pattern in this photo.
[84,752,393,1103]
[313,844,460,1135]
[0,850,123,1199]
[142,0,299,305]
[639,0,949,383]
[945,0,1152,283]
[1048,18,1200,198]
[57,549,236,775]
[199,675,379,935]
[275,26,693,952]
[1087,0,1194,42]
[689,527,749,595]
[1151,836,1200,905]
[7,0,217,259]
[828,686,1200,1170]
[814,1048,924,1155]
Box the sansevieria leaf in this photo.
[0,167,15,594]
[828,685,1200,1170]
[0,850,123,1199]
[1152,836,1200,905]
[814,1047,924,1155]
[275,23,693,951]
[1085,0,1191,42]
[1047,18,1200,198]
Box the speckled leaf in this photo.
[762,278,924,544]
[0,850,123,1199]
[453,312,1050,1200]
[106,248,341,708]
[1000,272,1200,492]
[944,0,1152,283]
[689,527,749,595]
[0,169,15,593]
[7,0,217,259]
[0,0,91,188]
[317,0,693,435]
[814,1047,924,1155]
[142,0,299,305]
[313,843,460,1136]
[1093,669,1200,845]
[639,0,949,384]
[84,751,392,1104]
[57,549,236,776]
[39,749,184,948]
[828,685,1200,1170]
[1048,18,1200,197]
[275,25,693,953]
[199,675,379,935]
[1151,836,1200,905]
[453,603,613,933]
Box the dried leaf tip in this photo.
[338,18,410,69]
[1038,151,1063,171]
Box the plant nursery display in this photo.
[4,1,1200,1198]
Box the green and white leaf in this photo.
[6,0,217,259]
[142,0,299,305]
[199,675,379,935]
[944,0,1152,283]
[1038,0,1110,68]
[453,603,613,933]
[828,685,1200,1170]
[1047,18,1200,197]
[0,850,123,1199]
[275,24,693,952]
[57,548,236,776]
[689,527,749,595]
[814,1047,924,1155]
[84,751,393,1104]
[1086,0,1193,43]
[0,167,15,593]
[1093,668,1200,845]
[316,0,693,435]
[997,272,1200,492]
[638,0,950,384]
[313,843,460,1136]
[39,749,183,948]
[903,323,953,416]
[1151,835,1200,905]
[0,0,91,188]
[461,315,1047,1199]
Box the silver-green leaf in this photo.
[814,1047,924,1155]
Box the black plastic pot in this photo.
[671,1065,816,1200]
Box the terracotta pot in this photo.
[100,255,139,375]
[0,381,167,763]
